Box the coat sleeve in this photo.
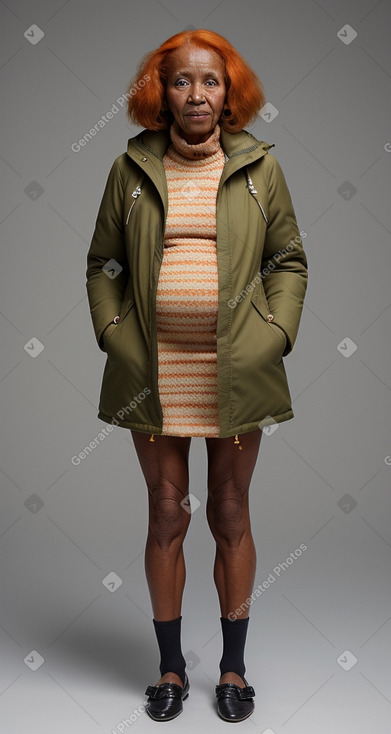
[260,153,308,357]
[85,157,129,351]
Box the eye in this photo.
[175,78,219,87]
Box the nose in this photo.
[188,84,205,103]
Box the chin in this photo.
[185,121,214,131]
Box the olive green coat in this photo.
[86,126,308,437]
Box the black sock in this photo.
[152,616,187,686]
[219,616,250,680]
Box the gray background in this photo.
[1,0,391,732]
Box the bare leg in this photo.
[130,430,192,687]
[205,429,262,687]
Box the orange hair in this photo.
[125,29,266,133]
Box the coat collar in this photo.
[125,126,274,213]
[126,125,273,166]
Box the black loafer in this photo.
[215,676,255,721]
[145,673,189,721]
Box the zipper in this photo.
[245,167,269,225]
[216,154,268,208]
[125,184,143,225]
[215,153,229,201]
[149,218,165,431]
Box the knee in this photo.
[206,480,249,547]
[148,478,190,548]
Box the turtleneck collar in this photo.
[169,119,222,159]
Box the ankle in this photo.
[157,671,185,687]
[219,615,249,684]
[153,616,187,688]
[219,671,246,687]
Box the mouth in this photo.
[185,112,210,119]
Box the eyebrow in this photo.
[174,69,220,77]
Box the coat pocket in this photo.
[250,293,287,358]
[103,299,134,351]
[102,322,118,342]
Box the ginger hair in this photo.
[125,29,266,133]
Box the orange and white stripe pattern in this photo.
[156,141,226,436]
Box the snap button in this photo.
[113,315,120,323]
[141,156,147,161]
[267,314,274,321]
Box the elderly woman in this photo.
[86,29,308,722]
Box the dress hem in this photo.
[96,409,294,437]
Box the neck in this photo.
[169,119,221,159]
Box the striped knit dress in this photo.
[155,119,226,437]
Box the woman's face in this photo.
[163,43,227,145]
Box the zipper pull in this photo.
[246,171,257,194]
[149,433,155,442]
[234,434,243,450]
[125,185,143,225]
[245,168,269,225]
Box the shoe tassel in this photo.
[234,434,243,450]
